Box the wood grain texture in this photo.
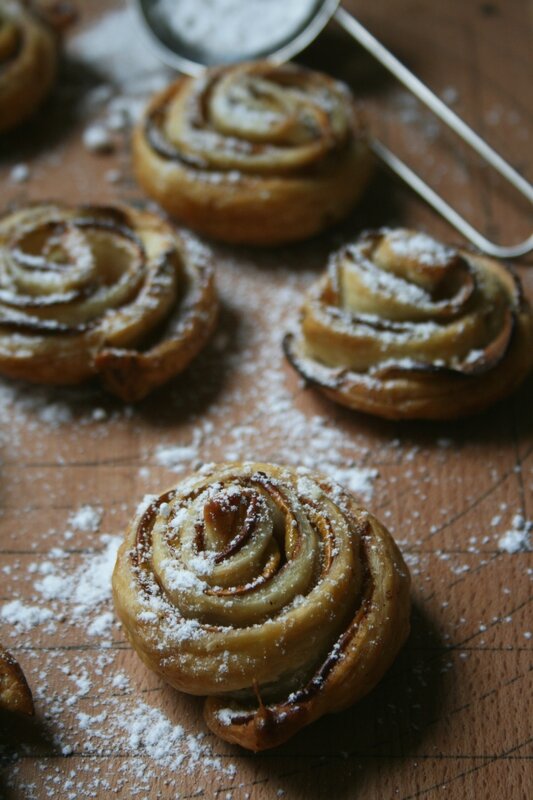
[0,0,532,797]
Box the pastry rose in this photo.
[0,203,218,401]
[133,61,372,245]
[284,228,533,419]
[112,462,410,751]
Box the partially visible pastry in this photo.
[133,61,372,246]
[284,228,533,420]
[0,0,60,134]
[0,203,218,401]
[0,644,34,715]
[112,462,410,751]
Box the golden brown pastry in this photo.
[0,644,34,715]
[0,0,59,134]
[112,462,410,751]
[284,228,533,420]
[0,203,218,401]
[133,61,372,246]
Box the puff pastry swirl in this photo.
[0,203,218,401]
[133,61,372,246]
[0,644,34,715]
[284,228,533,419]
[0,0,59,134]
[112,462,410,751]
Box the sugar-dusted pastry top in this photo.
[0,0,62,133]
[133,60,372,245]
[0,644,34,715]
[0,203,218,401]
[284,228,533,420]
[112,462,410,751]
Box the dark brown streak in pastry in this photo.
[226,525,374,724]
[210,493,262,564]
[0,313,90,335]
[145,100,209,169]
[133,491,177,570]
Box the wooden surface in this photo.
[1,0,532,797]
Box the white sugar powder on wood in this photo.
[0,600,54,631]
[35,535,121,614]
[9,163,30,183]
[155,435,202,471]
[326,465,378,501]
[498,515,532,553]
[69,504,103,532]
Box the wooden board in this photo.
[0,1,532,797]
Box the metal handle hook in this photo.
[335,7,533,259]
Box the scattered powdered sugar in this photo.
[0,600,54,631]
[131,700,230,772]
[111,671,130,690]
[37,400,74,427]
[498,515,532,553]
[188,551,216,575]
[86,611,115,636]
[155,434,203,471]
[296,466,377,510]
[121,700,186,765]
[136,493,158,516]
[320,465,379,502]
[82,123,114,153]
[0,508,241,791]
[9,163,30,183]
[297,474,323,502]
[160,560,207,592]
[77,694,237,778]
[386,229,454,266]
[69,504,103,532]
[35,534,121,615]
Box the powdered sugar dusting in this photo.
[0,516,239,795]
[320,465,379,501]
[35,535,121,613]
[498,515,532,554]
[69,504,103,533]
[386,229,454,266]
[160,560,207,592]
[155,434,202,472]
[0,600,54,631]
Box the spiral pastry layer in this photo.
[284,228,533,420]
[112,462,410,751]
[0,644,34,715]
[0,203,218,401]
[133,61,372,246]
[0,0,58,134]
